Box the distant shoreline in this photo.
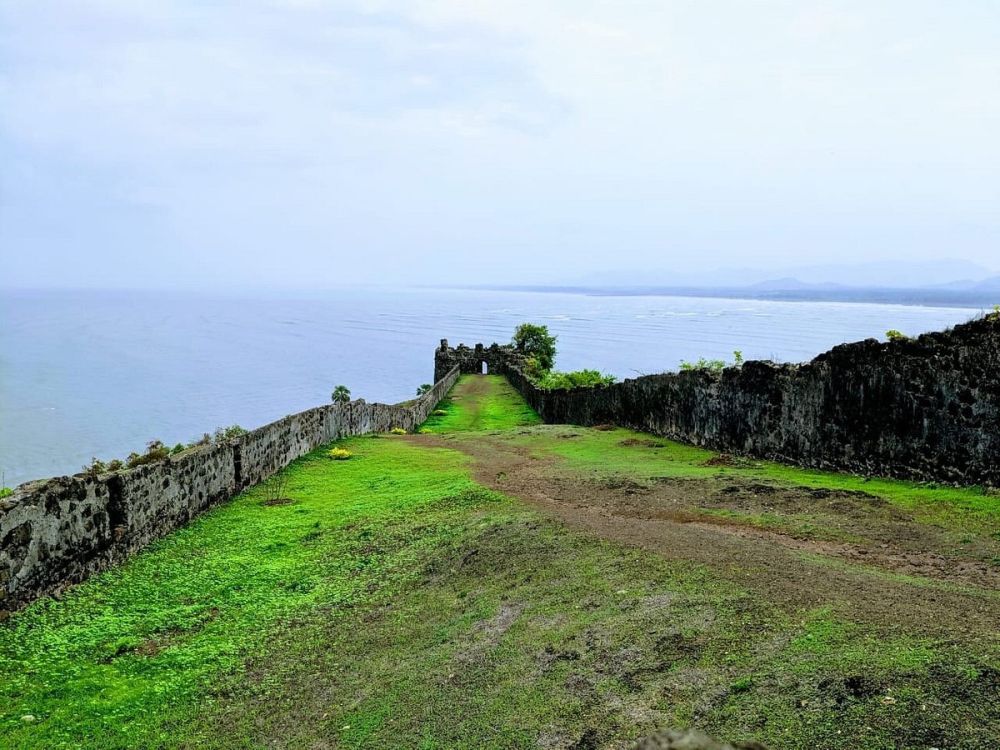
[452,284,995,309]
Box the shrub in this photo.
[512,323,557,372]
[522,356,546,381]
[261,473,291,504]
[331,385,351,404]
[416,383,432,396]
[82,458,108,478]
[679,350,744,373]
[534,369,616,390]
[390,427,407,435]
[0,487,11,499]
[125,440,171,469]
[885,329,908,342]
[328,448,353,460]
[213,425,247,443]
[680,357,726,373]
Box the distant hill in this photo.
[463,281,1000,309]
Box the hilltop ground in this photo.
[1,376,997,749]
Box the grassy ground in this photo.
[1,375,996,749]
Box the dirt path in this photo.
[413,431,1000,642]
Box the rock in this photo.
[633,729,768,750]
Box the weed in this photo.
[212,425,247,443]
[261,473,291,505]
[534,369,616,390]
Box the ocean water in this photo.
[0,287,981,487]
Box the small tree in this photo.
[512,323,557,372]
[416,383,432,396]
[331,385,351,404]
[885,329,908,342]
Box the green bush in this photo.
[512,323,557,372]
[0,487,13,499]
[534,369,616,390]
[213,425,247,443]
[679,350,744,373]
[416,384,432,397]
[125,440,171,469]
[679,357,726,373]
[885,329,908,342]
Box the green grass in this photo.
[1,376,997,748]
[0,437,477,748]
[420,375,541,433]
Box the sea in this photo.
[0,287,983,487]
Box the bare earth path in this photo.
[413,377,1000,642]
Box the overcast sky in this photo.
[1,1,998,289]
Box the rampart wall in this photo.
[439,316,1000,486]
[0,367,460,613]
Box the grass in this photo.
[420,375,541,433]
[0,437,476,748]
[0,375,996,748]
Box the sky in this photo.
[1,1,998,289]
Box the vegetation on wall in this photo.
[533,369,616,390]
[512,323,557,373]
[81,426,248,478]
[513,322,616,390]
[679,350,744,373]
[331,385,351,404]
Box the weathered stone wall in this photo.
[434,339,512,381]
[452,315,1000,486]
[0,366,460,614]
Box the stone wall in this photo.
[434,339,512,381]
[450,315,1000,486]
[0,366,460,614]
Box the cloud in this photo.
[1,1,999,288]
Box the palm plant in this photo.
[331,385,351,404]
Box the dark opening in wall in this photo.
[105,475,127,545]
